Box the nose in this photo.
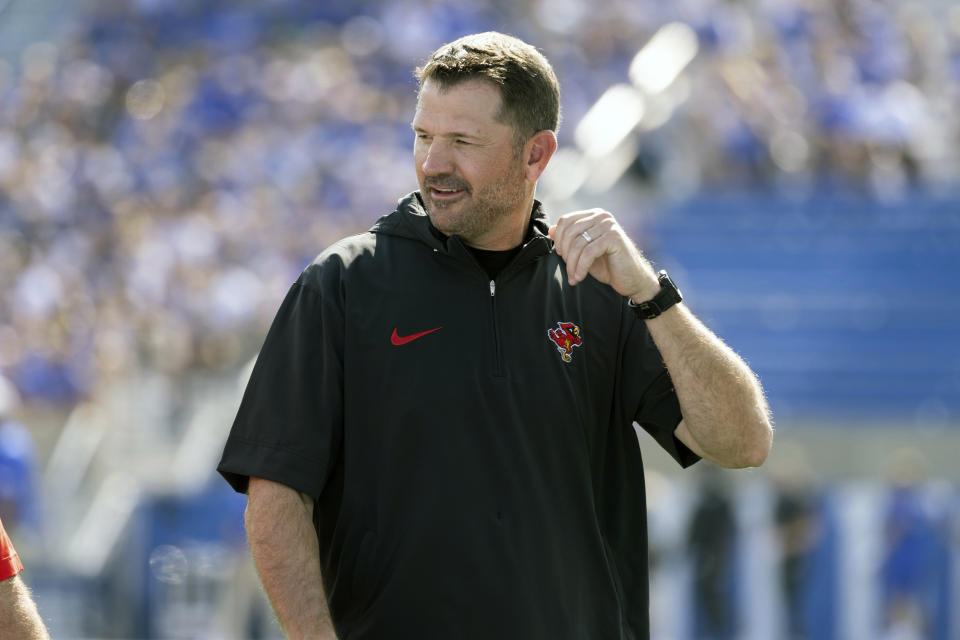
[420,139,453,176]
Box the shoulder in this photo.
[317,231,381,268]
[297,231,380,293]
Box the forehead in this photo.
[412,78,507,134]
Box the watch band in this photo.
[628,270,683,320]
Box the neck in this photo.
[466,194,536,251]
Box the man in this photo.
[687,469,737,639]
[218,32,772,639]
[0,516,50,638]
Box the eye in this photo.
[415,133,431,142]
[455,139,470,146]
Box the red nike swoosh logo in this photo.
[391,326,443,346]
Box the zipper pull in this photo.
[489,280,496,296]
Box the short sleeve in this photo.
[217,262,345,499]
[619,306,700,468]
[0,519,23,581]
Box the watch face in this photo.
[657,271,682,302]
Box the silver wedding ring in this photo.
[582,230,593,243]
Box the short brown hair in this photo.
[415,32,561,149]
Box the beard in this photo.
[420,158,528,246]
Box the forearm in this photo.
[0,576,50,639]
[246,477,338,640]
[643,301,772,468]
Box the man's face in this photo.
[412,78,529,248]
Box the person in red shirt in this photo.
[0,516,49,638]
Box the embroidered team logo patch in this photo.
[547,321,583,363]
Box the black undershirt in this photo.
[468,245,523,279]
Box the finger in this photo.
[557,211,603,263]
[560,219,603,284]
[569,218,616,284]
[553,210,600,257]
[564,213,616,284]
[565,226,600,284]
[571,227,618,284]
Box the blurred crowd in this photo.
[0,0,959,415]
[654,0,960,196]
[0,2,957,637]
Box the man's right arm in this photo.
[246,476,338,640]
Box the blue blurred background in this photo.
[0,0,958,638]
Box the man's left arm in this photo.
[550,209,772,469]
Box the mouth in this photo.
[428,186,466,201]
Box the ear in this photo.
[522,130,558,183]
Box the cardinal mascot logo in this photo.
[547,321,583,363]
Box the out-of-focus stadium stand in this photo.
[654,191,960,423]
[0,0,958,637]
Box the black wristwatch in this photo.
[628,270,683,319]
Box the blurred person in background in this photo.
[686,467,737,640]
[772,444,821,640]
[0,516,49,639]
[0,375,38,533]
[880,447,948,640]
[218,31,771,640]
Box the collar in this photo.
[371,191,553,252]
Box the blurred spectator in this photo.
[0,375,37,532]
[686,467,737,640]
[772,444,821,640]
[880,447,950,640]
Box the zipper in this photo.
[436,235,551,378]
[489,279,504,377]
[481,237,550,379]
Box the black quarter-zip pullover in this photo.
[219,191,698,639]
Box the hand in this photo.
[548,209,659,301]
